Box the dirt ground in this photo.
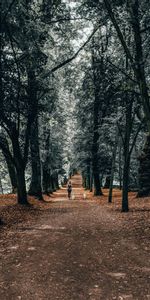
[0,175,150,300]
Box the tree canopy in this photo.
[0,0,150,212]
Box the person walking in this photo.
[67,181,72,199]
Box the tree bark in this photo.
[92,48,103,196]
[42,165,53,195]
[129,0,150,132]
[5,154,17,193]
[118,139,123,190]
[53,172,59,190]
[90,172,93,192]
[85,164,91,190]
[16,166,28,205]
[51,174,57,192]
[121,97,133,212]
[104,175,111,189]
[28,118,43,200]
[1,146,17,193]
[108,134,118,203]
[82,175,86,188]
[0,178,3,194]
[137,135,150,197]
[130,0,150,196]
[122,156,130,212]
[11,132,28,205]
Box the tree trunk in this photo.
[104,0,150,197]
[137,135,150,197]
[130,1,150,196]
[82,175,86,188]
[118,140,123,190]
[86,176,90,190]
[53,173,59,190]
[121,102,132,212]
[16,166,28,205]
[11,132,28,205]
[91,45,103,196]
[129,0,150,132]
[90,171,93,192]
[0,138,17,193]
[108,135,118,203]
[104,175,111,189]
[0,178,3,194]
[85,164,90,190]
[93,173,103,196]
[51,175,57,192]
[28,118,43,200]
[49,176,54,193]
[122,157,130,212]
[42,131,53,194]
[5,156,17,193]
[42,165,52,195]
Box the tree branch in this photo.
[2,0,17,23]
[140,26,150,34]
[0,136,14,164]
[5,22,21,132]
[129,123,142,156]
[106,57,137,84]
[42,25,101,79]
[117,122,125,147]
[43,17,93,24]
[103,0,134,64]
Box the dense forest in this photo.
[0,0,150,213]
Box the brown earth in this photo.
[0,175,150,300]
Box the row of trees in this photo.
[0,0,76,204]
[70,0,150,211]
[0,0,149,213]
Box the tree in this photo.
[103,0,150,196]
[0,134,17,193]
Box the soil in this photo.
[0,175,150,300]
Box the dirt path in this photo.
[0,175,150,300]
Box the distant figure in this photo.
[83,192,87,200]
[67,181,72,199]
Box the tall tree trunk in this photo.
[0,178,3,194]
[104,175,111,189]
[130,0,150,132]
[92,49,103,196]
[2,150,17,193]
[93,169,101,195]
[130,0,150,196]
[90,172,93,192]
[82,175,86,188]
[42,132,53,195]
[53,172,59,190]
[6,158,17,193]
[42,165,52,195]
[122,156,130,212]
[51,174,56,192]
[11,132,28,205]
[118,139,123,190]
[85,164,90,190]
[137,135,150,197]
[121,97,133,212]
[16,165,28,205]
[108,134,118,203]
[28,118,43,200]
[0,136,17,193]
